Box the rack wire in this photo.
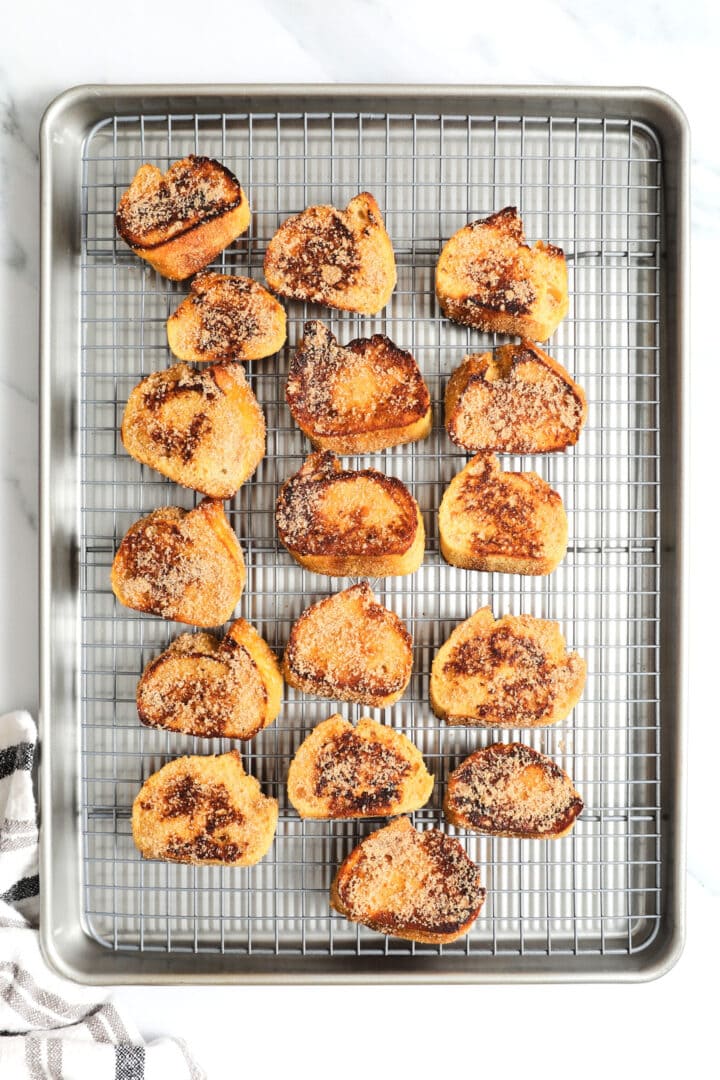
[78,108,662,961]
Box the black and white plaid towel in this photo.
[0,710,204,1078]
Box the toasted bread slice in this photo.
[444,743,583,839]
[276,451,425,578]
[286,321,431,453]
[132,751,277,866]
[283,583,412,707]
[438,452,567,575]
[111,498,245,626]
[287,715,433,819]
[445,341,587,454]
[137,619,282,740]
[430,607,586,727]
[264,193,396,314]
[167,273,287,362]
[330,817,485,944]
[436,207,568,341]
[121,361,265,498]
[115,156,250,280]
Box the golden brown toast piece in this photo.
[438,452,567,575]
[264,193,396,314]
[330,817,485,944]
[287,715,433,819]
[276,451,425,578]
[436,207,568,341]
[121,361,265,499]
[444,743,583,839]
[286,321,431,453]
[445,341,587,454]
[111,498,245,626]
[115,156,251,280]
[136,619,282,740]
[167,273,287,362]
[131,751,277,866]
[430,607,586,727]
[283,583,412,707]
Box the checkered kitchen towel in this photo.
[0,710,204,1079]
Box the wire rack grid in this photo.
[78,106,662,963]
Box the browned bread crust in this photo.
[444,743,583,839]
[121,361,265,498]
[136,619,283,740]
[264,193,396,314]
[115,156,250,280]
[167,273,287,362]
[111,498,245,626]
[131,751,278,866]
[275,451,425,578]
[438,452,567,575]
[436,207,568,341]
[286,321,431,453]
[283,582,413,707]
[430,607,586,727]
[287,715,433,819]
[330,817,485,944]
[445,341,587,454]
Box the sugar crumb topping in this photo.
[338,820,484,934]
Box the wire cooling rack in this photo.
[78,107,662,962]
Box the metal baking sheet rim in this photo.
[38,83,689,984]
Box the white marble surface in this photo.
[2,0,718,1075]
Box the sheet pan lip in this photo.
[38,81,688,984]
[35,936,685,987]
[40,81,690,127]
[38,82,59,982]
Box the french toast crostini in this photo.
[137,619,283,741]
[436,207,568,341]
[430,607,586,727]
[287,715,433,819]
[115,155,251,281]
[286,321,431,453]
[445,341,586,454]
[444,743,583,839]
[330,817,486,944]
[131,751,277,866]
[438,452,567,575]
[283,583,412,708]
[121,361,265,499]
[275,451,425,578]
[264,193,396,314]
[167,273,287,362]
[111,498,245,627]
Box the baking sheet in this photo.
[40,85,688,982]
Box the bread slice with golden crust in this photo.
[167,273,287,362]
[115,156,250,281]
[111,498,245,627]
[287,715,433,819]
[330,817,485,944]
[436,207,568,341]
[444,743,583,839]
[438,452,567,575]
[264,193,396,314]
[445,341,587,454]
[136,619,282,741]
[121,361,265,499]
[430,607,586,727]
[283,583,412,707]
[132,751,277,866]
[276,451,425,578]
[286,321,431,453]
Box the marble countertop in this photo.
[2,0,718,1075]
